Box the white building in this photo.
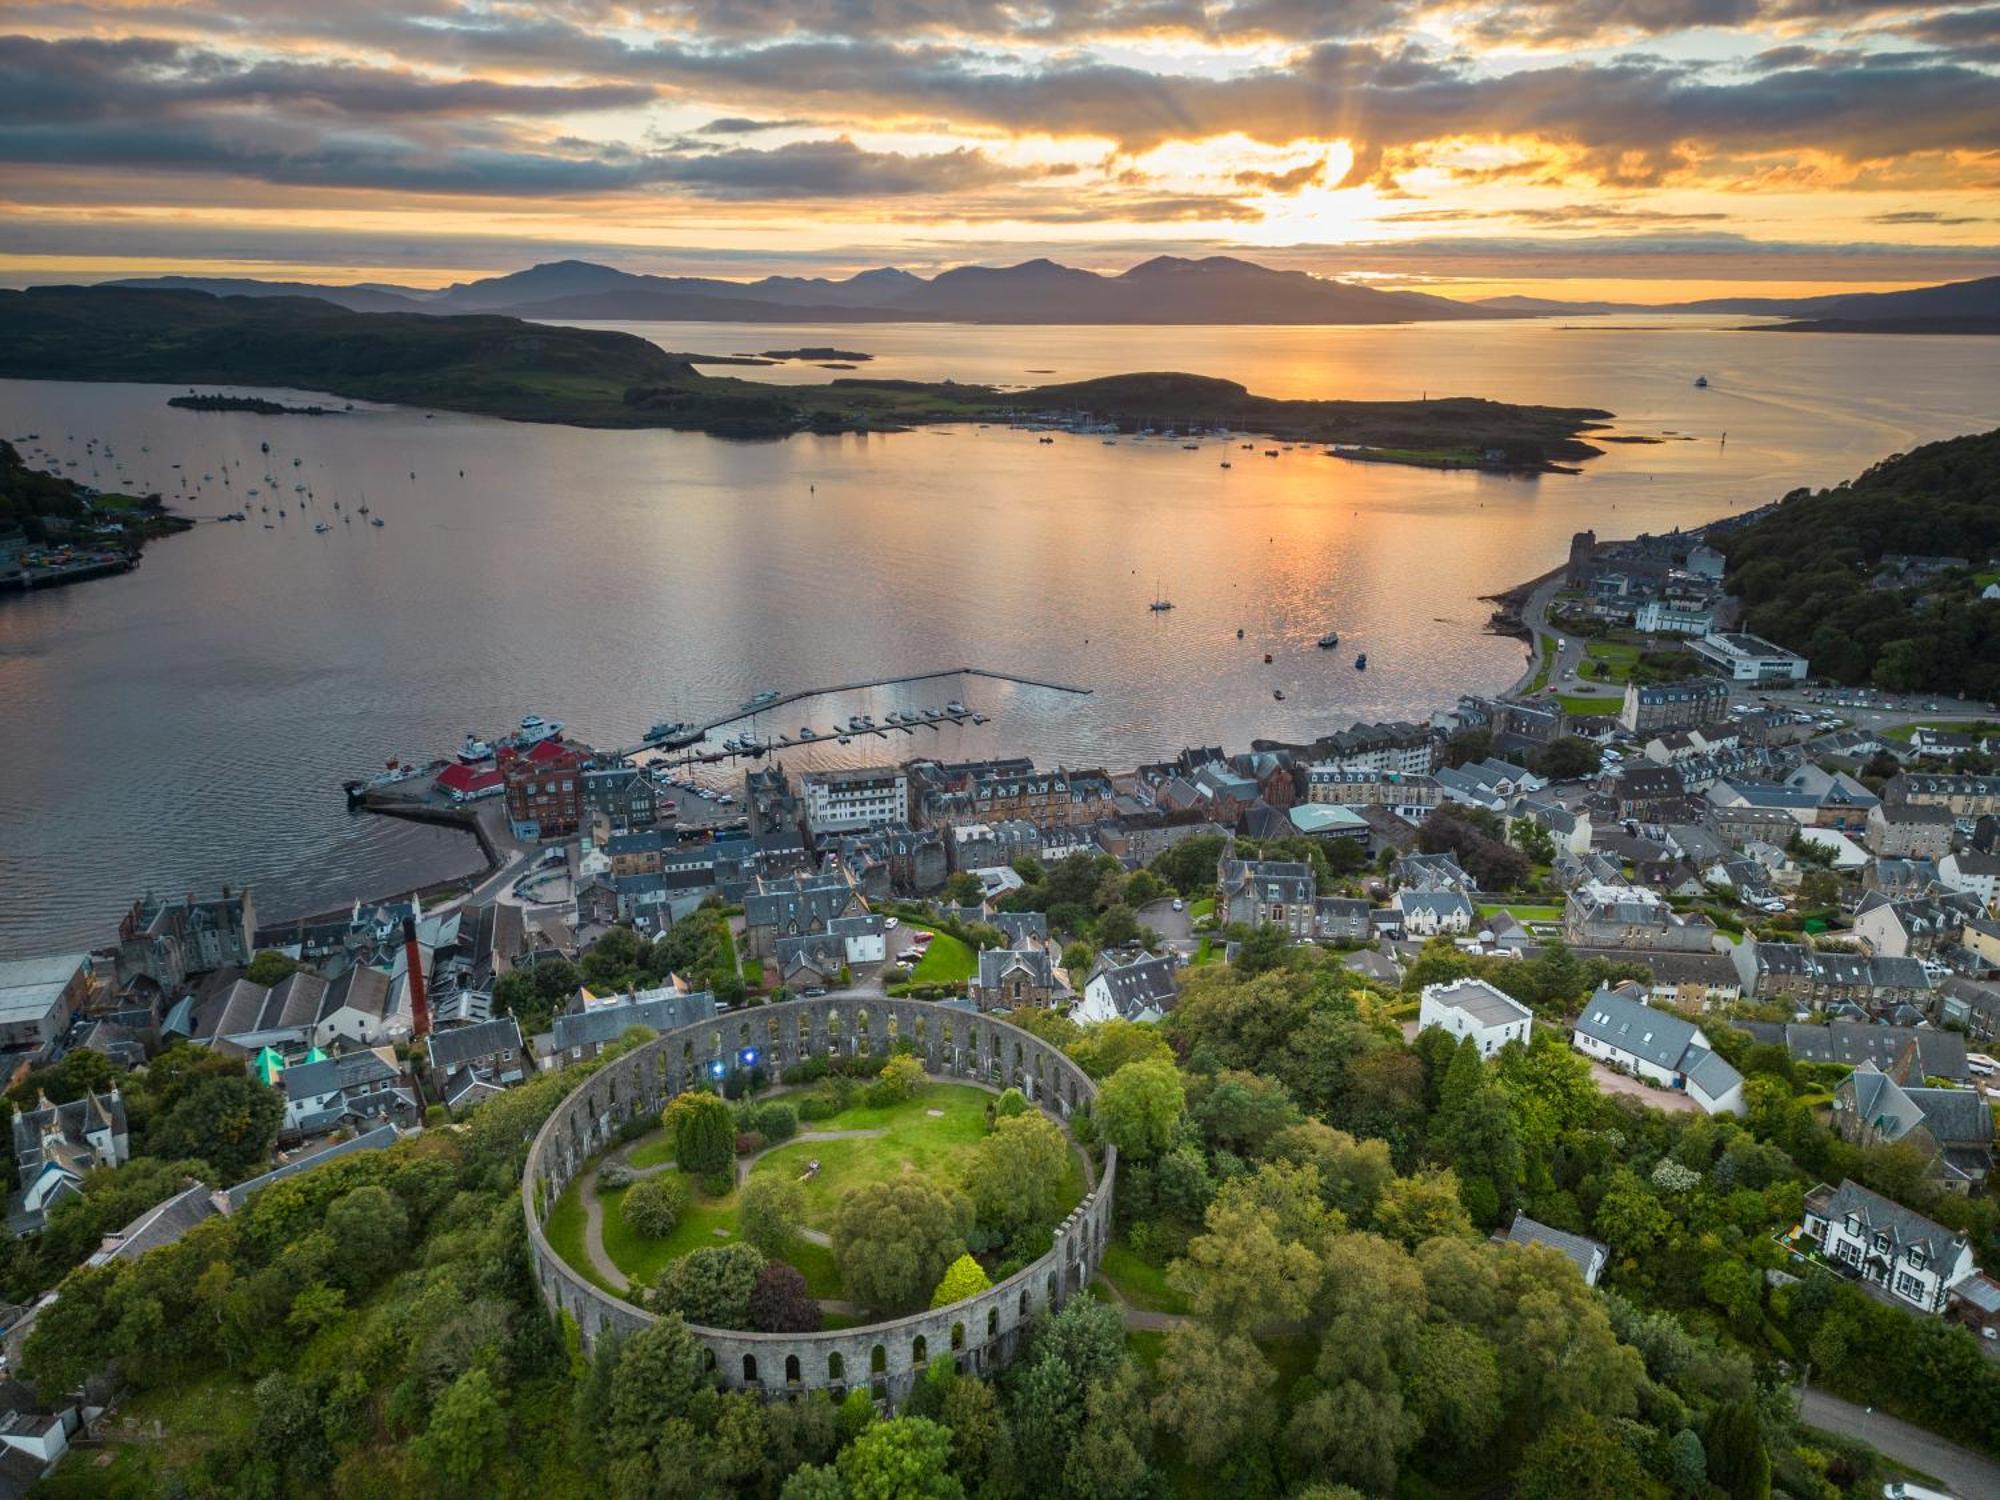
[1689,631,1809,683]
[1395,889,1477,936]
[1418,978,1532,1056]
[1801,1179,1977,1314]
[1570,985,1745,1114]
[1077,953,1180,1026]
[801,766,909,835]
[1940,851,2000,910]
[1635,597,1717,636]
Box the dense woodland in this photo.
[22,931,2000,1499]
[1721,427,2000,697]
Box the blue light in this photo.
[710,1060,725,1078]
[739,1047,759,1068]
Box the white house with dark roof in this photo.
[1504,1212,1609,1286]
[8,1090,130,1230]
[1801,1179,1977,1313]
[1418,978,1531,1056]
[1076,953,1179,1026]
[1395,889,1476,936]
[1571,985,1745,1114]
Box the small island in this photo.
[759,347,873,362]
[167,393,336,415]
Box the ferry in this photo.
[517,713,563,744]
[458,735,495,763]
[1317,632,1340,649]
[742,689,781,711]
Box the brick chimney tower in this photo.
[403,915,431,1039]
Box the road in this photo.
[1798,1387,2000,1498]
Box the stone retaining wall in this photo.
[521,996,1116,1404]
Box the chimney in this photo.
[403,915,430,1039]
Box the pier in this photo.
[619,665,1091,760]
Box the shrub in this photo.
[598,1161,636,1190]
[865,1053,925,1109]
[651,1242,765,1330]
[699,1170,734,1198]
[930,1253,992,1308]
[739,1175,805,1257]
[749,1261,822,1333]
[665,1091,736,1177]
[735,1130,767,1157]
[622,1174,690,1240]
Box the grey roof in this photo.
[1811,1179,1968,1268]
[1682,1046,1744,1101]
[1219,858,1315,903]
[1398,890,1477,920]
[87,1181,215,1266]
[1574,988,1701,1073]
[425,1016,523,1071]
[1425,977,1530,1028]
[994,912,1049,946]
[279,1058,341,1101]
[1086,953,1179,1019]
[1785,1022,1967,1081]
[0,953,88,1028]
[551,989,716,1052]
[977,948,1053,992]
[222,1124,399,1213]
[1505,1213,1607,1281]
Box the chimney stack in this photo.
[403,915,430,1039]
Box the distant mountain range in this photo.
[99,258,2000,330]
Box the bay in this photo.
[2,316,1995,953]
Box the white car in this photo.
[884,916,900,930]
[1171,898,1185,912]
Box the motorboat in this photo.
[1694,375,1709,388]
[1236,628,1244,639]
[945,700,965,715]
[1317,632,1340,649]
[1273,689,1286,701]
[1355,654,1368,670]
[370,516,384,527]
[644,721,690,743]
[799,727,816,740]
[742,689,781,711]
[314,522,330,533]
[517,713,563,744]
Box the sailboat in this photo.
[1148,581,1174,612]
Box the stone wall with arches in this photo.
[521,996,1117,1405]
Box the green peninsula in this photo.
[0,286,1610,464]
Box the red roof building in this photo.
[434,763,505,803]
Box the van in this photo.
[1967,1053,1998,1079]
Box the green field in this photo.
[1580,638,1642,683]
[1188,896,1215,921]
[1097,1240,1190,1315]
[1558,691,1621,716]
[909,930,978,984]
[557,1083,1083,1314]
[1477,903,1562,921]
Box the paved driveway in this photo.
[1137,899,1194,944]
[1799,1387,2000,1498]
[1587,1060,1701,1113]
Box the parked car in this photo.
[1171,898,1185,912]
[884,916,900,930]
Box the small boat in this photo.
[945,700,965,715]
[1694,375,1709,387]
[370,516,384,527]
[1038,436,1054,445]
[742,689,781,711]
[1182,443,1199,451]
[314,522,330,533]
[517,713,563,744]
[799,727,815,740]
[644,721,689,743]
[260,441,269,453]
[1354,654,1368,670]
[1273,689,1286,701]
[459,735,495,763]
[1149,578,1173,612]
[1263,449,1279,457]
[1219,461,1231,469]
[1236,628,1244,639]
[837,735,852,746]
[1317,632,1340,649]
[1263,653,1273,664]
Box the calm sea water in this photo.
[3,317,1996,952]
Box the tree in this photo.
[837,1416,965,1500]
[1513,818,1558,864]
[1703,1399,1770,1500]
[1533,736,1601,782]
[1375,1169,1474,1248]
[1233,923,1293,977]
[1270,1121,1394,1223]
[415,1366,506,1488]
[1191,1068,1300,1155]
[873,1053,926,1106]
[1150,832,1228,896]
[1170,1190,1326,1332]
[607,1314,720,1494]
[1287,1379,1417,1495]
[1094,903,1141,948]
[1593,1168,1669,1259]
[930,1253,992,1308]
[623,1173,691,1240]
[964,1112,1070,1234]
[781,1465,850,1500]
[1400,1324,1502,1454]
[1512,1411,1655,1500]
[1095,1058,1185,1158]
[1066,1019,1173,1080]
[652,1242,765,1329]
[740,1175,805,1256]
[145,1074,283,1178]
[1149,1326,1274,1468]
[666,1090,736,1177]
[750,1260,823,1333]
[831,1179,972,1315]
[945,872,986,907]
[322,1184,408,1293]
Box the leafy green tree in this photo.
[623,1173,691,1239]
[1532,736,1602,782]
[243,949,303,987]
[873,1053,926,1105]
[145,1074,282,1179]
[1430,1041,1522,1222]
[1066,1019,1173,1080]
[1233,923,1293,977]
[606,1314,720,1497]
[838,1416,965,1500]
[749,1259,822,1333]
[781,1465,850,1500]
[1150,833,1228,896]
[1512,1411,1657,1499]
[1149,1326,1274,1468]
[322,1184,408,1293]
[964,1111,1069,1234]
[1400,1324,1502,1454]
[1703,1399,1770,1500]
[831,1179,972,1314]
[652,1242,765,1328]
[1317,1232,1428,1389]
[1094,903,1142,948]
[1095,1058,1185,1158]
[1593,1168,1670,1260]
[666,1090,737,1177]
[1270,1121,1394,1223]
[1286,1379,1417,1495]
[415,1366,507,1488]
[1190,1068,1301,1155]
[740,1174,806,1256]
[931,1252,992,1308]
[1170,1181,1328,1333]
[945,872,986,906]
[1375,1168,1474,1248]
[992,1087,1029,1118]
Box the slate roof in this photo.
[552,988,717,1052]
[1785,1022,1968,1080]
[994,912,1049,947]
[976,948,1054,992]
[1084,953,1179,1020]
[86,1181,216,1267]
[425,1016,523,1071]
[1505,1213,1607,1281]
[1810,1178,1969,1268]
[1219,858,1315,903]
[222,1124,399,1213]
[1575,987,1700,1072]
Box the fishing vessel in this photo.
[517,713,563,744]
[459,735,495,763]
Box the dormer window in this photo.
[1874,1233,1891,1254]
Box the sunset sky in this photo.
[5,0,1999,299]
